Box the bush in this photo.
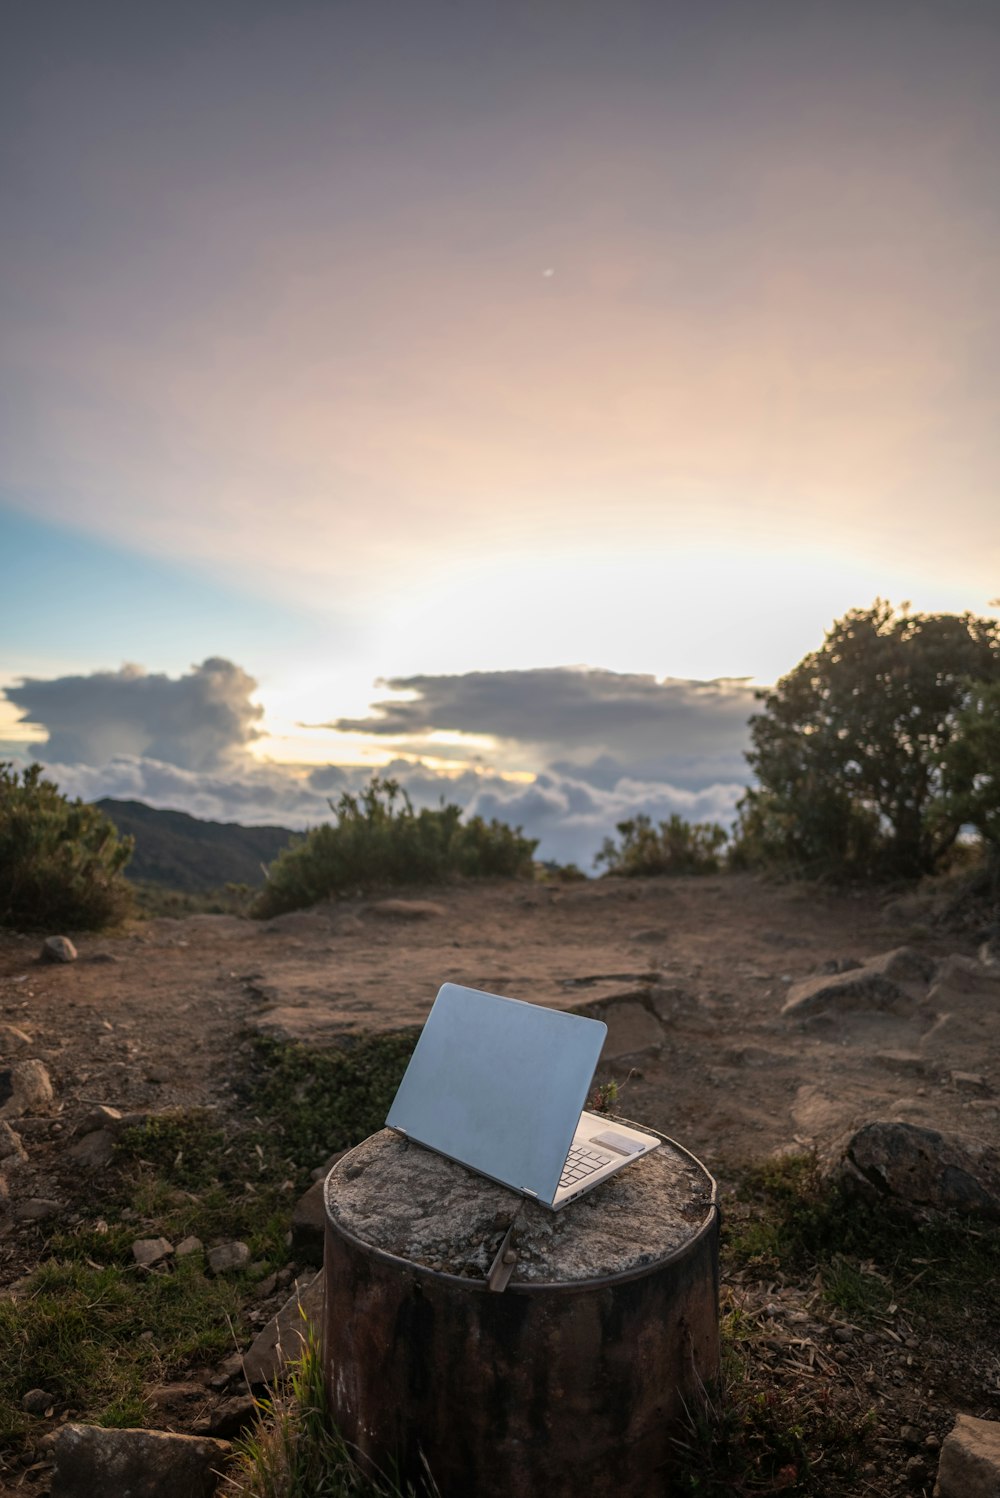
[0,763,134,930]
[252,777,537,917]
[595,812,727,877]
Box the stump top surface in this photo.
[324,1121,715,1285]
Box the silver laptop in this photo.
[386,982,660,1210]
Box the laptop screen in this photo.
[386,983,608,1204]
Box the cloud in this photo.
[327,667,756,784]
[26,753,745,869]
[4,659,263,770]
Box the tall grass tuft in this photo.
[223,1330,431,1498]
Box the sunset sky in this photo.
[2,0,998,864]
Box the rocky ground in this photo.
[1,871,999,1496]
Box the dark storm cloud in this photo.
[4,659,262,770]
[328,667,756,777]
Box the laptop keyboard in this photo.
[559,1144,615,1189]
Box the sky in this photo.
[2,0,998,866]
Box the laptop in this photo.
[386,982,660,1210]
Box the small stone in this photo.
[255,1273,278,1300]
[22,1388,55,1416]
[77,1105,123,1136]
[937,1413,1000,1498]
[951,1071,989,1092]
[194,1394,257,1440]
[68,1129,116,1169]
[833,1326,853,1343]
[132,1237,174,1267]
[0,1058,55,1119]
[904,1455,928,1484]
[175,1235,203,1258]
[925,1434,941,1451]
[41,936,77,963]
[207,1241,250,1275]
[0,1120,28,1165]
[144,1066,171,1084]
[0,1023,33,1050]
[900,1424,921,1444]
[14,1197,62,1221]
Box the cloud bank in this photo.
[5,659,263,770]
[3,659,754,867]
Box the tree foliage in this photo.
[0,763,134,930]
[936,680,1000,881]
[595,812,728,877]
[736,601,1000,880]
[252,777,537,917]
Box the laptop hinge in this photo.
[389,1125,408,1137]
[521,1188,538,1198]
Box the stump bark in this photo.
[323,1121,719,1498]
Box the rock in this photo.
[979,935,1000,969]
[242,1272,324,1387]
[782,969,907,1022]
[207,1241,250,1275]
[834,1122,1000,1219]
[14,1197,63,1221]
[368,898,447,920]
[77,1105,123,1135]
[0,1058,55,1119]
[934,954,1000,993]
[132,1237,174,1267]
[21,1388,55,1416]
[868,947,936,984]
[175,1235,204,1258]
[936,1413,1000,1497]
[44,1423,231,1498]
[950,1072,990,1092]
[905,1454,929,1484]
[578,995,665,1060]
[291,1179,326,1266]
[194,1394,257,1440]
[0,1022,33,1050]
[41,936,78,963]
[68,1129,116,1169]
[0,1120,28,1166]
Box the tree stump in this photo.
[323,1121,719,1498]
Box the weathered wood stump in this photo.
[323,1121,719,1498]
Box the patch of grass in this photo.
[0,1255,247,1444]
[224,1332,428,1498]
[242,1032,417,1169]
[671,1311,874,1495]
[725,1153,1000,1332]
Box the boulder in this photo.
[0,1058,54,1119]
[782,946,934,1022]
[936,1413,1000,1498]
[68,1129,116,1169]
[834,1122,1000,1219]
[291,1179,327,1266]
[44,1424,231,1498]
[41,936,78,963]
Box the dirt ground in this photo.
[2,871,995,1173]
[2,871,998,1495]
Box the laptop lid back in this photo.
[386,983,608,1204]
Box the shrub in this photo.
[0,763,134,930]
[595,812,727,877]
[252,777,536,917]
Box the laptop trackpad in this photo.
[588,1130,645,1157]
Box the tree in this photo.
[0,763,134,929]
[736,601,1000,880]
[936,681,1000,883]
[595,813,728,877]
